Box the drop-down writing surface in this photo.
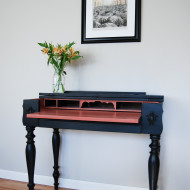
[27,109,141,124]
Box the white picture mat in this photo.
[86,0,136,38]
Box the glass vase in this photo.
[53,71,65,93]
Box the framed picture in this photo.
[81,0,141,44]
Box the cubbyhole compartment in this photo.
[58,100,80,108]
[45,100,56,107]
[81,101,115,109]
[116,102,141,111]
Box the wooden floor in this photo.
[0,178,72,190]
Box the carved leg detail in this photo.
[52,129,60,190]
[25,126,36,190]
[148,135,160,190]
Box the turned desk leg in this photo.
[25,126,36,190]
[52,128,60,190]
[148,135,160,190]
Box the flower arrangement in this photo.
[38,41,82,93]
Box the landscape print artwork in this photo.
[93,0,127,29]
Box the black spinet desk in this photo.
[23,91,164,190]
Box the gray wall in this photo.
[0,0,190,189]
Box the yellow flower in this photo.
[53,47,58,54]
[42,48,49,54]
[58,48,62,55]
[69,47,74,54]
[61,45,67,53]
[69,47,77,58]
[53,47,62,55]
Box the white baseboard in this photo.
[0,169,148,190]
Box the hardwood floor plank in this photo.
[0,178,73,190]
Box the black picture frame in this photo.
[81,0,141,44]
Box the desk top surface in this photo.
[39,91,164,102]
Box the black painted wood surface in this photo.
[23,91,164,190]
[149,135,160,190]
[25,126,36,190]
[39,91,164,102]
[52,129,60,190]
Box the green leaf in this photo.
[38,43,46,47]
[49,44,53,52]
[72,56,82,60]
[57,44,62,48]
[60,56,65,72]
[68,42,75,49]
[63,71,67,75]
[47,56,51,66]
[52,57,59,69]
[38,42,48,48]
[44,41,48,48]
